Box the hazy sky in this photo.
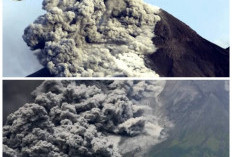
[145,0,230,48]
[3,0,230,77]
[3,0,44,77]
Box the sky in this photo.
[3,80,43,123]
[145,0,230,48]
[3,0,44,77]
[3,0,230,77]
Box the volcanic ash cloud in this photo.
[3,80,171,157]
[23,0,161,77]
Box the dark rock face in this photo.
[147,9,229,77]
[27,68,54,77]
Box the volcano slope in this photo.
[146,10,229,77]
[146,81,229,157]
[24,0,229,77]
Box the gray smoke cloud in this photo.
[3,80,171,157]
[23,0,160,77]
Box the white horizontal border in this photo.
[1,77,230,81]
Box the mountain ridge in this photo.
[146,9,229,77]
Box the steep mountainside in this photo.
[146,81,229,157]
[146,10,229,77]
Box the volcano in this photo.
[146,80,229,157]
[146,10,229,77]
[3,80,229,156]
[25,0,229,77]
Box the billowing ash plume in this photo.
[23,0,160,77]
[3,80,171,157]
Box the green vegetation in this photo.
[145,132,229,157]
